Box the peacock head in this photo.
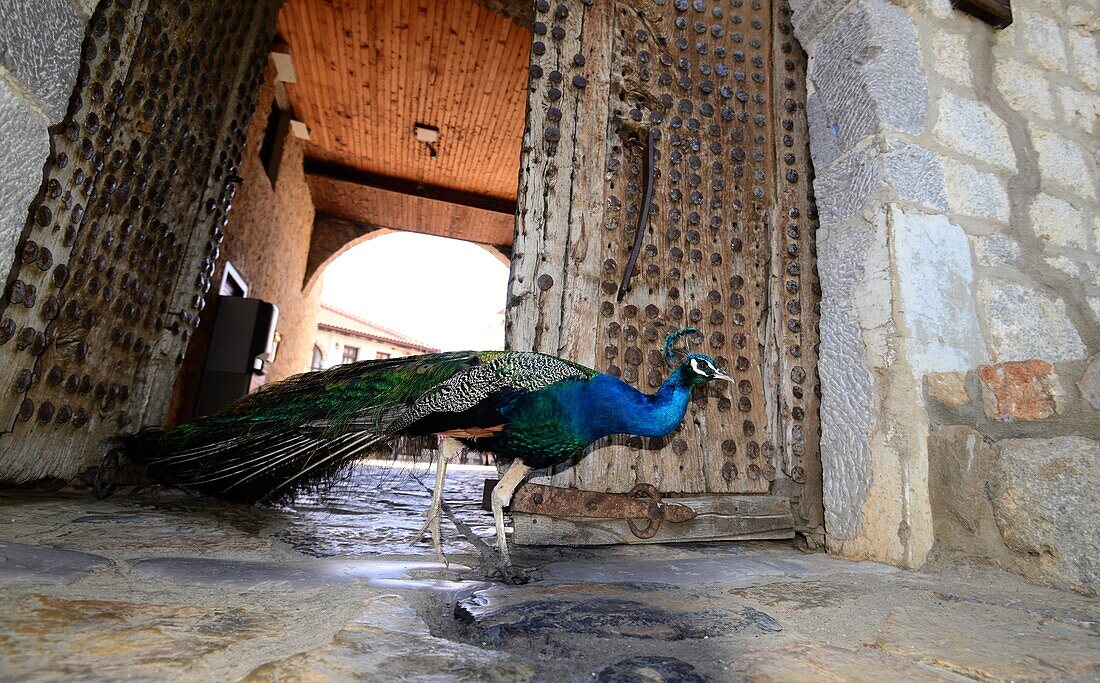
[679,353,734,387]
[664,327,733,387]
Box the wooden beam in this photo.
[512,495,796,546]
[306,174,516,247]
[305,161,517,215]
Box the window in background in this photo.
[342,346,359,364]
[311,345,323,371]
[376,351,390,360]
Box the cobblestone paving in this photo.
[1,466,1097,681]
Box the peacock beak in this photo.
[713,370,734,384]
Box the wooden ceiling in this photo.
[276,0,531,215]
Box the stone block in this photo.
[977,279,1086,363]
[0,0,86,122]
[1021,9,1070,72]
[1069,30,1100,90]
[995,58,1055,120]
[788,0,852,46]
[808,0,926,154]
[934,93,1017,172]
[892,209,989,376]
[1067,4,1100,31]
[925,371,969,406]
[978,359,1064,421]
[1029,125,1096,200]
[1078,355,1100,409]
[929,426,1000,543]
[1057,86,1100,134]
[1030,193,1087,249]
[0,75,49,273]
[930,31,972,86]
[1044,255,1081,278]
[71,0,101,18]
[941,157,1010,223]
[814,138,947,224]
[991,436,1099,594]
[805,90,842,170]
[970,233,1021,267]
[817,218,881,541]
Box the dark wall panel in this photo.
[0,0,280,482]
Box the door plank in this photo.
[513,494,796,546]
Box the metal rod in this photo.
[617,128,657,302]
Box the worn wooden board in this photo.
[276,0,531,201]
[768,0,823,532]
[512,494,795,546]
[506,0,823,513]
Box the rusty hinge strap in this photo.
[510,482,696,539]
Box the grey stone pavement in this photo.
[1,464,1097,682]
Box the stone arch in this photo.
[303,215,392,291]
[303,215,512,292]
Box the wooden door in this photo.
[506,0,822,541]
[0,0,278,482]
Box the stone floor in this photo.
[1,465,1098,682]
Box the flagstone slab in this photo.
[0,594,270,681]
[540,550,894,586]
[244,595,533,682]
[735,642,965,682]
[457,581,783,642]
[593,656,708,682]
[0,541,111,584]
[131,556,480,592]
[871,604,1100,681]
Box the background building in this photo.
[312,304,438,371]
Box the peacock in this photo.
[106,327,731,581]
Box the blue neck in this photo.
[581,370,693,440]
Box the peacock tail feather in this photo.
[109,350,594,503]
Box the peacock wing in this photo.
[386,351,597,434]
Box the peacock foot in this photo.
[487,562,530,585]
[415,504,447,566]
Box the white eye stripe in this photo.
[690,358,702,375]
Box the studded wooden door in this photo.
[0,0,278,482]
[506,0,823,538]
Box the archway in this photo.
[317,231,509,355]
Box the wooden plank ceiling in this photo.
[277,0,530,244]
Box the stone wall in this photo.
[927,358,1099,594]
[0,0,93,287]
[789,0,1099,567]
[167,66,320,424]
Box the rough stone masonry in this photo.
[789,0,1099,589]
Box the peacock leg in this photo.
[491,458,532,569]
[417,437,462,564]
